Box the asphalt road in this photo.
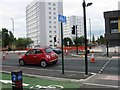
[1,52,119,75]
[1,52,119,88]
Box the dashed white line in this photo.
[98,58,112,74]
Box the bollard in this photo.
[91,51,95,63]
[6,51,8,55]
[2,53,6,60]
[11,70,23,90]
[66,49,68,55]
[18,51,21,55]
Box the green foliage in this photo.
[1,28,15,48]
[92,34,95,44]
[96,35,105,45]
[73,36,85,46]
[63,37,73,46]
[1,28,33,50]
[15,38,33,49]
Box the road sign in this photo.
[11,70,23,90]
[58,14,66,23]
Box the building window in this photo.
[49,31,52,33]
[53,8,56,10]
[54,26,56,28]
[54,17,56,19]
[49,21,52,23]
[49,35,52,38]
[49,26,52,28]
[49,16,52,19]
[111,29,118,33]
[49,12,51,14]
[53,3,56,6]
[49,7,51,10]
[53,12,56,15]
[110,20,118,23]
[54,21,56,24]
[50,40,52,42]
[48,2,51,5]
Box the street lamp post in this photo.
[89,18,91,44]
[82,0,92,75]
[11,18,14,35]
[11,18,14,50]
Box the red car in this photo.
[19,47,58,67]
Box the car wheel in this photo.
[19,60,25,66]
[40,60,47,67]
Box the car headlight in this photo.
[46,55,51,59]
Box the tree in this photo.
[15,38,33,49]
[92,34,95,44]
[73,36,85,46]
[1,28,15,48]
[96,35,105,45]
[63,37,72,46]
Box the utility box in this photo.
[11,70,23,90]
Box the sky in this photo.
[0,0,119,39]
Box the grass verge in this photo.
[1,72,80,90]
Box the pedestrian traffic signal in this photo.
[72,25,75,34]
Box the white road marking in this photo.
[103,75,120,81]
[112,56,120,59]
[84,83,119,88]
[98,58,112,74]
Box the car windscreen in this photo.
[45,48,53,53]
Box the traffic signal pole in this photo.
[106,41,109,57]
[76,25,78,55]
[83,0,88,75]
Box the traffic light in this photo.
[72,25,75,34]
[54,36,56,42]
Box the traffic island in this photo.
[1,72,95,90]
[71,53,85,58]
[2,67,95,83]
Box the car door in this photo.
[34,49,43,64]
[24,49,37,64]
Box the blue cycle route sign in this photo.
[58,14,66,23]
[12,74,17,81]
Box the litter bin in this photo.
[11,70,23,90]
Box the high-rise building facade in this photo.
[63,16,84,40]
[26,0,63,47]
[118,1,120,10]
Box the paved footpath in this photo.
[80,56,120,89]
[1,65,95,83]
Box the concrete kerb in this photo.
[1,71,96,84]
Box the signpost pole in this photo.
[61,22,64,74]
[58,14,66,74]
